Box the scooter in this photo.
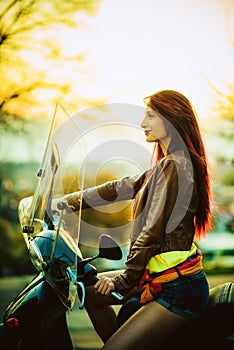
[0,231,123,350]
[0,104,123,350]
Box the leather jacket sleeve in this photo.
[112,156,194,294]
[64,172,147,211]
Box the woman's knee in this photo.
[84,285,115,310]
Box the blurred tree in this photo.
[222,169,234,186]
[206,80,234,225]
[205,8,234,166]
[208,81,234,121]
[0,219,34,276]
[0,0,100,133]
[206,81,234,168]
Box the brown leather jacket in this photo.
[65,151,198,294]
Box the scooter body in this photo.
[0,273,73,350]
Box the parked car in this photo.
[198,232,234,274]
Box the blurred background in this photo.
[0,0,234,277]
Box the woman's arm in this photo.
[64,172,147,211]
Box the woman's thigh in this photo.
[102,301,188,350]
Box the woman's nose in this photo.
[140,117,146,128]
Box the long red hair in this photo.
[144,90,213,240]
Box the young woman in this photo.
[64,90,213,349]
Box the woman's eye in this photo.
[148,113,154,119]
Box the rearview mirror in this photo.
[98,234,122,261]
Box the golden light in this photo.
[15,0,234,120]
[2,0,234,162]
[75,0,233,119]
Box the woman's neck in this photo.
[158,136,171,157]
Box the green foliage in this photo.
[221,170,234,186]
[0,161,38,275]
[0,219,34,276]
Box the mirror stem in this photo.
[77,254,99,272]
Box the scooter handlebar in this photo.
[77,270,124,309]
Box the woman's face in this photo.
[140,106,169,144]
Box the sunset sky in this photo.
[2,0,234,162]
[60,0,234,119]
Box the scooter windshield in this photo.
[18,104,87,308]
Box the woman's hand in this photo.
[51,198,74,214]
[51,197,65,211]
[94,276,115,296]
